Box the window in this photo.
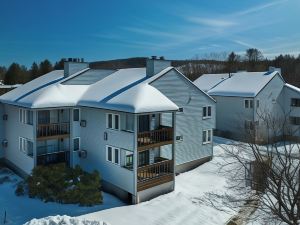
[291,98,300,107]
[19,137,33,157]
[244,99,254,109]
[256,100,259,108]
[106,145,120,165]
[114,148,119,164]
[73,137,80,151]
[107,146,112,162]
[290,116,300,125]
[114,114,119,130]
[73,109,80,121]
[203,106,212,118]
[125,113,134,131]
[19,109,33,125]
[106,113,120,130]
[125,153,133,168]
[202,129,212,144]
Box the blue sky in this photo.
[0,0,299,67]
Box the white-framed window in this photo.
[202,129,212,144]
[106,113,120,130]
[73,137,80,151]
[244,99,254,109]
[19,109,33,125]
[106,145,120,165]
[203,106,212,118]
[19,137,33,157]
[73,108,80,122]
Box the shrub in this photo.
[15,181,25,196]
[24,163,102,206]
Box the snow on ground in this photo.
[0,167,124,225]
[24,215,107,225]
[77,137,236,225]
[3,137,237,225]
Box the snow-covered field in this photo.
[1,137,236,225]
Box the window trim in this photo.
[244,99,254,109]
[73,137,80,152]
[203,106,212,119]
[19,137,33,157]
[106,145,120,165]
[202,129,213,144]
[73,108,80,122]
[19,109,33,125]
[106,113,120,130]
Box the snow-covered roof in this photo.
[0,67,179,113]
[284,83,300,93]
[0,84,22,89]
[194,71,282,97]
[193,74,230,92]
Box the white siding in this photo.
[3,105,34,174]
[76,107,136,194]
[151,69,216,166]
[213,95,254,139]
[0,103,4,158]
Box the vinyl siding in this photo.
[213,95,254,140]
[76,107,136,194]
[151,69,216,166]
[3,104,34,174]
[0,103,4,158]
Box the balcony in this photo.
[36,150,70,166]
[137,127,173,151]
[37,123,70,140]
[137,159,174,191]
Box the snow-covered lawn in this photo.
[2,137,237,225]
[77,137,236,225]
[0,167,125,225]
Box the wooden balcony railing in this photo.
[138,127,173,151]
[37,123,70,139]
[36,150,70,166]
[137,160,174,191]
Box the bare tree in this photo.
[203,111,300,225]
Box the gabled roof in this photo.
[284,83,300,94]
[0,67,179,113]
[194,71,284,97]
[193,73,229,92]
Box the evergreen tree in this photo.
[30,62,39,80]
[4,63,24,84]
[39,59,53,75]
[0,66,7,82]
[54,58,65,70]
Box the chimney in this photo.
[64,58,89,77]
[146,56,171,77]
[269,66,281,74]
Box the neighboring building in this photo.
[0,84,22,95]
[0,57,215,203]
[194,67,300,143]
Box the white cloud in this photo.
[187,17,236,28]
[235,0,288,16]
